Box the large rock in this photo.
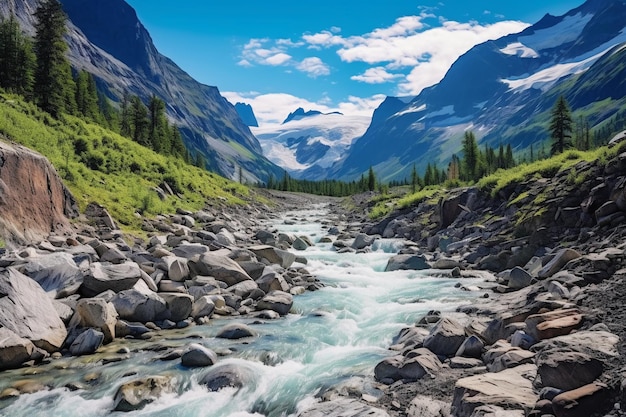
[188,253,253,286]
[256,290,293,316]
[256,272,290,293]
[161,256,189,282]
[552,382,611,417]
[0,268,67,352]
[0,141,77,244]
[538,249,581,279]
[536,351,603,391]
[507,267,532,290]
[423,317,466,357]
[352,233,377,250]
[407,395,451,417]
[69,328,104,356]
[298,399,389,417]
[249,245,296,268]
[0,327,35,370]
[113,375,175,412]
[216,323,256,339]
[200,363,256,392]
[74,298,118,343]
[181,343,218,367]
[80,262,143,297]
[159,293,193,322]
[111,289,168,323]
[525,309,583,341]
[452,364,538,417]
[531,329,619,358]
[191,296,216,320]
[20,252,83,297]
[385,254,431,272]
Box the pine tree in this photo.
[447,154,461,182]
[148,95,168,153]
[549,95,573,155]
[367,166,376,192]
[33,0,76,117]
[411,163,419,193]
[75,70,101,121]
[130,95,149,146]
[0,15,35,96]
[462,131,479,182]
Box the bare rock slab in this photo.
[452,363,538,417]
[80,262,143,297]
[298,398,389,417]
[0,328,35,371]
[0,268,67,352]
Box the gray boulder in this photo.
[20,252,83,297]
[257,290,293,316]
[536,351,603,391]
[181,343,218,367]
[292,237,310,251]
[298,398,389,417]
[159,293,193,322]
[216,323,256,339]
[188,253,253,286]
[69,328,104,356]
[256,272,290,294]
[161,256,189,282]
[538,249,581,279]
[200,363,256,392]
[352,233,377,250]
[423,317,466,357]
[249,245,296,268]
[113,375,175,412]
[111,289,168,323]
[191,296,216,320]
[81,262,143,297]
[385,254,430,272]
[0,327,35,370]
[74,298,118,343]
[0,268,67,352]
[407,395,451,417]
[507,267,532,289]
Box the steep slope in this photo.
[235,103,259,127]
[253,111,370,180]
[334,0,626,182]
[1,0,282,182]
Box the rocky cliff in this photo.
[0,139,78,245]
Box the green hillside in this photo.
[0,93,254,231]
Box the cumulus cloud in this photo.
[351,67,403,84]
[222,91,384,127]
[296,57,331,77]
[239,38,293,67]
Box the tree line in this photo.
[0,0,187,160]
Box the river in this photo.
[0,204,482,417]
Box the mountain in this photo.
[253,112,370,180]
[333,0,626,182]
[234,102,259,127]
[1,0,282,182]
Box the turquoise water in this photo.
[0,205,481,417]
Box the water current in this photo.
[0,204,482,417]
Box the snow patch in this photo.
[500,42,539,58]
[519,12,593,51]
[395,103,426,117]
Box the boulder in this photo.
[452,364,538,416]
[298,398,389,417]
[352,233,377,250]
[455,335,484,359]
[228,280,260,299]
[256,290,293,316]
[216,323,256,339]
[249,245,296,268]
[200,363,256,392]
[111,289,168,323]
[161,256,189,282]
[407,395,451,417]
[399,350,442,381]
[191,296,216,320]
[538,249,581,279]
[159,293,193,322]
[531,330,619,358]
[0,268,67,352]
[536,351,603,391]
[20,252,83,297]
[69,328,104,356]
[113,375,175,412]
[74,298,118,343]
[487,349,535,373]
[385,254,430,272]
[525,309,583,341]
[256,272,290,294]
[423,317,466,357]
[292,237,310,251]
[552,383,611,417]
[0,328,35,370]
[80,262,143,297]
[507,267,532,290]
[181,343,218,367]
[188,253,253,286]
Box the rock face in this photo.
[0,141,78,244]
[298,398,390,417]
[0,268,67,352]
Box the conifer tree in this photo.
[549,95,573,155]
[367,166,376,192]
[411,163,419,193]
[74,70,101,121]
[462,131,479,182]
[0,15,35,96]
[34,0,75,117]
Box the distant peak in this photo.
[282,108,343,124]
[234,102,259,127]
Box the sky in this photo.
[125,0,584,127]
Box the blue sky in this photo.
[125,0,584,126]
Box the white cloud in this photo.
[266,53,292,65]
[239,38,294,67]
[222,91,384,127]
[296,57,331,77]
[351,67,402,84]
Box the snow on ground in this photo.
[519,12,593,51]
[500,42,540,58]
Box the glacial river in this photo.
[0,204,481,417]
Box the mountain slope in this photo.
[1,0,282,183]
[334,0,626,182]
[253,112,370,180]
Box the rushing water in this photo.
[0,204,482,417]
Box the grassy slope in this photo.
[0,94,254,231]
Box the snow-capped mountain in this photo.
[253,111,371,180]
[332,0,626,182]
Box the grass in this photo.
[0,94,253,231]
[369,187,440,219]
